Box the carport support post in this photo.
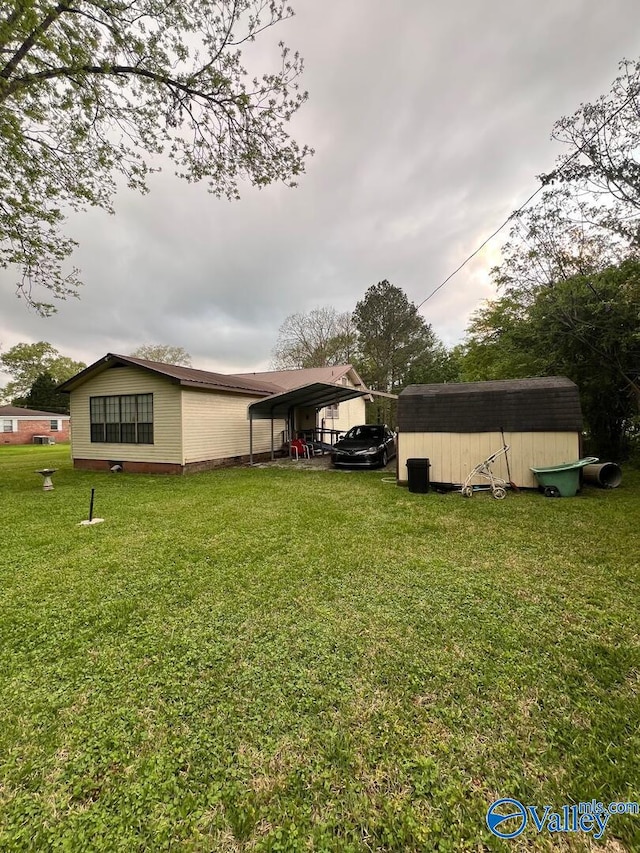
[249,411,254,466]
[288,407,295,458]
[270,417,274,461]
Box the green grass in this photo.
[1,445,638,851]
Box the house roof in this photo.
[58,354,282,397]
[398,376,583,433]
[58,356,396,410]
[0,405,70,418]
[238,364,400,402]
[235,364,364,390]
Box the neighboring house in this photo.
[0,406,70,445]
[58,355,373,473]
[396,377,583,489]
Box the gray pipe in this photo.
[583,463,622,489]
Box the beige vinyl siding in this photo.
[181,389,285,463]
[320,372,367,433]
[69,367,182,463]
[299,398,366,435]
[398,431,580,488]
[323,395,366,433]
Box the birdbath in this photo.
[36,468,57,491]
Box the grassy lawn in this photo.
[1,445,638,851]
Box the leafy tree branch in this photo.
[0,0,311,314]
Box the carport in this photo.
[247,382,370,464]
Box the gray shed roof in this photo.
[398,377,583,433]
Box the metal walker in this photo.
[460,445,510,500]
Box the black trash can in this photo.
[406,458,430,493]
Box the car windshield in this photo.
[344,426,383,441]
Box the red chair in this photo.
[290,438,310,460]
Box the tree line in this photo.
[274,245,638,460]
[270,281,457,425]
[3,239,637,457]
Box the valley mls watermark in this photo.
[486,797,639,841]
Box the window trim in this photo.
[89,393,154,444]
[324,403,339,419]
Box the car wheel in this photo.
[381,449,388,467]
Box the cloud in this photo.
[2,0,640,379]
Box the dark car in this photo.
[331,424,396,468]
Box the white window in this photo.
[2,419,13,433]
[325,403,339,419]
[50,419,59,431]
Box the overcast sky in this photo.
[2,0,640,383]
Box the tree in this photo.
[0,341,86,402]
[1,1,310,315]
[130,344,192,366]
[458,296,546,382]
[527,260,640,458]
[403,342,463,385]
[22,371,69,413]
[495,187,631,302]
[271,307,357,369]
[460,56,640,457]
[544,58,640,242]
[458,260,640,458]
[352,281,438,394]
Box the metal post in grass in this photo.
[79,487,105,526]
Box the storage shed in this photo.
[397,377,583,489]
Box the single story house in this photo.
[58,354,374,473]
[0,405,70,445]
[397,377,583,489]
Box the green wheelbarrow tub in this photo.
[530,457,599,497]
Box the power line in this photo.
[416,185,544,310]
[416,82,639,311]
